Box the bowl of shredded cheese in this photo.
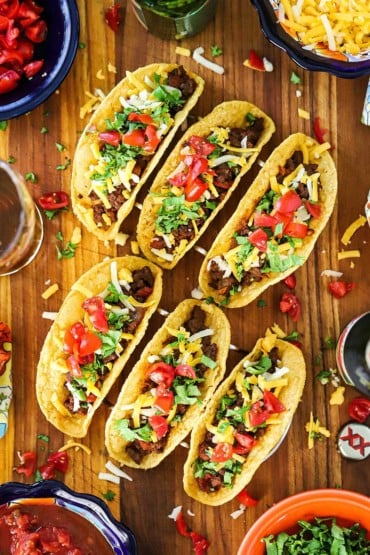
[250,0,370,78]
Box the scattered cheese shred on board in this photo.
[131,240,139,254]
[70,226,82,244]
[175,46,191,56]
[58,440,92,454]
[329,386,345,406]
[340,215,367,245]
[305,411,331,449]
[96,69,105,80]
[41,283,59,300]
[115,232,129,246]
[337,249,361,260]
[80,90,103,119]
[107,62,117,73]
[298,107,310,119]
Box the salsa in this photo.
[0,503,114,554]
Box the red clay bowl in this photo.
[237,489,370,555]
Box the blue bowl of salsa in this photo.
[0,480,137,555]
[0,0,80,120]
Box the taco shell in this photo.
[137,100,275,269]
[36,256,163,437]
[183,333,306,505]
[71,63,205,241]
[105,299,231,469]
[199,132,337,307]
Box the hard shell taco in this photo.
[137,100,275,269]
[199,133,337,307]
[36,256,163,438]
[105,299,230,469]
[183,331,306,505]
[71,63,205,241]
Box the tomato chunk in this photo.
[210,442,234,462]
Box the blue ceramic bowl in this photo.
[0,0,80,120]
[0,480,137,555]
[250,0,370,79]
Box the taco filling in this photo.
[206,147,324,302]
[113,305,219,464]
[61,263,155,415]
[148,114,266,263]
[192,343,288,494]
[86,66,197,229]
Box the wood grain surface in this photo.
[0,1,369,554]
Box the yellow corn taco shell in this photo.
[199,133,337,307]
[183,334,306,505]
[105,299,231,469]
[71,63,205,241]
[36,256,163,437]
[137,100,275,269]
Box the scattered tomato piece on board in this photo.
[243,49,265,71]
[348,398,370,423]
[279,292,301,321]
[328,280,355,299]
[105,4,122,32]
[313,116,329,144]
[236,489,258,507]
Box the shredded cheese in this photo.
[305,411,331,449]
[298,107,310,119]
[337,249,361,260]
[58,440,92,454]
[329,386,345,405]
[131,240,139,255]
[41,283,59,300]
[340,215,367,245]
[175,46,191,56]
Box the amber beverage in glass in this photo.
[0,160,43,276]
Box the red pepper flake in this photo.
[328,280,355,299]
[348,397,370,423]
[105,4,122,32]
[279,292,301,322]
[313,116,329,144]
[236,489,259,507]
[174,512,209,554]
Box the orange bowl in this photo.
[237,489,370,555]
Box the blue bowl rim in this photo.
[250,0,370,79]
[0,479,137,555]
[0,0,80,120]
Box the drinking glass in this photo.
[131,0,218,40]
[0,160,43,276]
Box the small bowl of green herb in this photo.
[237,489,370,555]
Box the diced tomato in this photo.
[134,286,153,299]
[144,124,160,153]
[279,292,301,321]
[98,130,121,147]
[14,450,36,477]
[82,296,108,332]
[24,18,47,42]
[78,331,102,357]
[0,322,11,377]
[16,37,34,62]
[175,511,190,537]
[210,442,234,462]
[46,450,69,473]
[190,531,210,555]
[0,0,20,19]
[253,212,278,228]
[66,354,82,377]
[188,135,216,156]
[0,16,9,32]
[304,200,321,219]
[328,280,355,299]
[149,415,169,440]
[236,489,258,507]
[23,58,43,77]
[0,67,20,93]
[38,191,70,211]
[187,157,210,185]
[39,462,56,480]
[121,128,145,147]
[6,19,20,47]
[234,432,257,453]
[284,221,308,238]
[168,171,188,188]
[147,362,175,387]
[185,177,208,202]
[348,398,370,423]
[17,2,41,25]
[275,190,302,214]
[248,228,268,252]
[153,383,174,414]
[263,389,285,414]
[249,400,269,427]
[175,364,197,379]
[283,274,296,289]
[105,4,121,32]
[313,116,329,145]
[128,112,153,125]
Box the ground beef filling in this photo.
[63,267,154,415]
[150,118,266,254]
[125,305,218,465]
[207,151,319,297]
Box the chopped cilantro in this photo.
[34,469,42,482]
[155,194,201,234]
[25,172,37,183]
[55,231,78,259]
[257,299,267,307]
[102,489,116,501]
[56,142,66,152]
[7,155,16,164]
[290,71,301,84]
[56,157,71,170]
[0,121,8,131]
[78,42,86,49]
[211,44,223,57]
[324,336,336,349]
[44,207,68,220]
[37,434,49,442]
[41,126,48,134]
[316,369,332,385]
